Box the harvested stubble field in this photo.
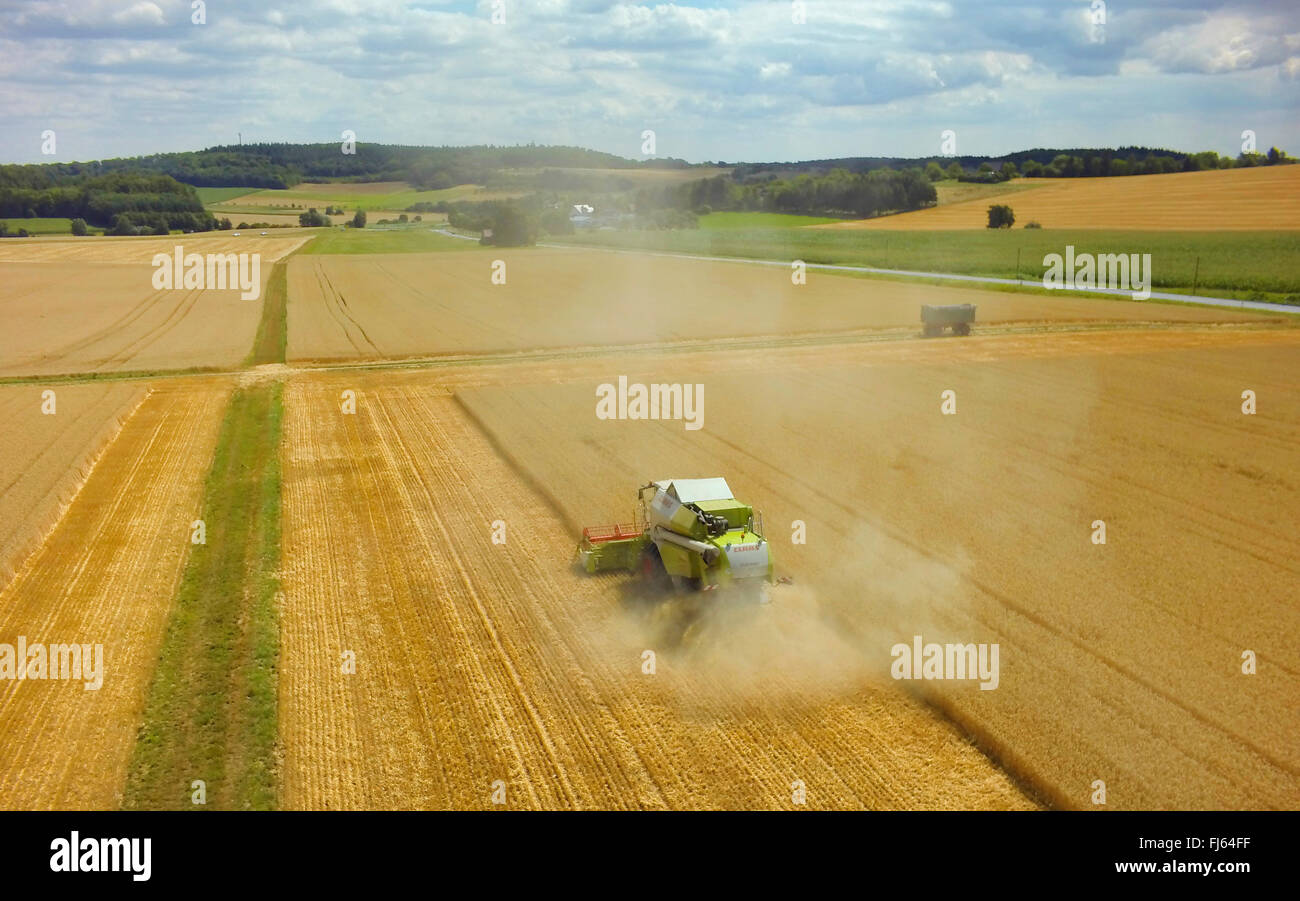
[0,380,229,809]
[0,382,147,587]
[278,376,1035,809]
[286,248,1263,363]
[823,165,1300,231]
[454,327,1300,809]
[0,234,307,376]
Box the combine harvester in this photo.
[577,478,780,599]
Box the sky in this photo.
[1,0,1297,165]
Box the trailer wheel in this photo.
[953,322,971,336]
[923,323,941,338]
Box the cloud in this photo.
[0,0,1296,164]
[1141,11,1300,74]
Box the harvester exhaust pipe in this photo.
[651,526,721,565]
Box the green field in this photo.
[195,187,258,204]
[302,227,481,254]
[556,228,1300,300]
[0,217,100,235]
[699,211,843,229]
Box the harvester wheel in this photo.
[953,322,972,336]
[639,544,673,593]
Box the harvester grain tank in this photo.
[576,478,775,592]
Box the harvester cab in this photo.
[577,478,776,594]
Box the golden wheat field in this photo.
[278,378,1035,809]
[819,165,1300,230]
[286,248,1263,363]
[0,234,307,376]
[452,327,1300,809]
[0,233,309,264]
[0,381,229,808]
[0,382,146,586]
[0,209,1296,811]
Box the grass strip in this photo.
[247,261,289,365]
[123,381,284,810]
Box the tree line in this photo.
[18,143,689,191]
[640,168,938,218]
[0,169,215,233]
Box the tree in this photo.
[218,217,233,230]
[299,207,330,227]
[987,204,1015,228]
[350,209,367,228]
[945,161,963,179]
[484,203,536,246]
[70,217,88,236]
[1000,161,1019,180]
[925,161,945,181]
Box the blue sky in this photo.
[2,0,1297,164]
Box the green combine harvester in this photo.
[576,478,777,594]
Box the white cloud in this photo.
[112,2,165,26]
[0,0,1297,164]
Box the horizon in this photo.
[5,138,1259,171]
[2,1,1297,166]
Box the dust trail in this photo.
[611,519,976,709]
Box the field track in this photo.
[280,380,1036,809]
[0,381,228,809]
